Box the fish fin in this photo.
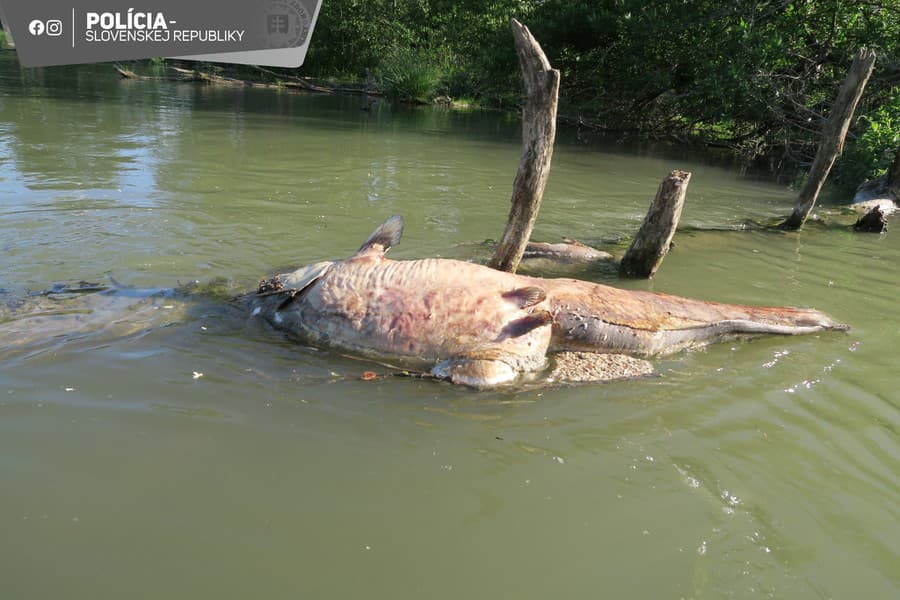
[264,261,333,310]
[431,354,518,388]
[502,286,546,308]
[357,215,404,255]
[278,261,333,291]
[501,310,552,338]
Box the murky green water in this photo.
[1,55,897,599]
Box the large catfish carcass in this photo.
[244,216,846,387]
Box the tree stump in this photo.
[489,19,560,273]
[619,170,691,278]
[853,206,888,233]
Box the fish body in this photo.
[248,216,846,387]
[532,277,846,356]
[523,240,613,262]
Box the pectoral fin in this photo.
[278,261,334,291]
[502,286,547,308]
[258,261,333,310]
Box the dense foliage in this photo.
[379,46,443,102]
[304,1,900,181]
[832,93,900,193]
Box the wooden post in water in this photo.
[619,170,691,278]
[780,49,877,230]
[853,206,888,233]
[489,19,561,273]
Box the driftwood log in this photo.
[780,49,877,230]
[114,65,195,81]
[116,64,243,84]
[619,170,691,278]
[489,19,561,273]
[115,64,365,95]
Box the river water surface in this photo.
[1,55,898,599]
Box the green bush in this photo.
[833,95,900,195]
[380,47,443,104]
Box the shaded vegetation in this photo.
[833,93,900,194]
[297,0,900,183]
[380,47,443,103]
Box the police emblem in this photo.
[263,0,311,48]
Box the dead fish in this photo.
[245,216,846,388]
[523,239,613,262]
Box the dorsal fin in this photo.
[357,215,404,255]
[502,286,547,308]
